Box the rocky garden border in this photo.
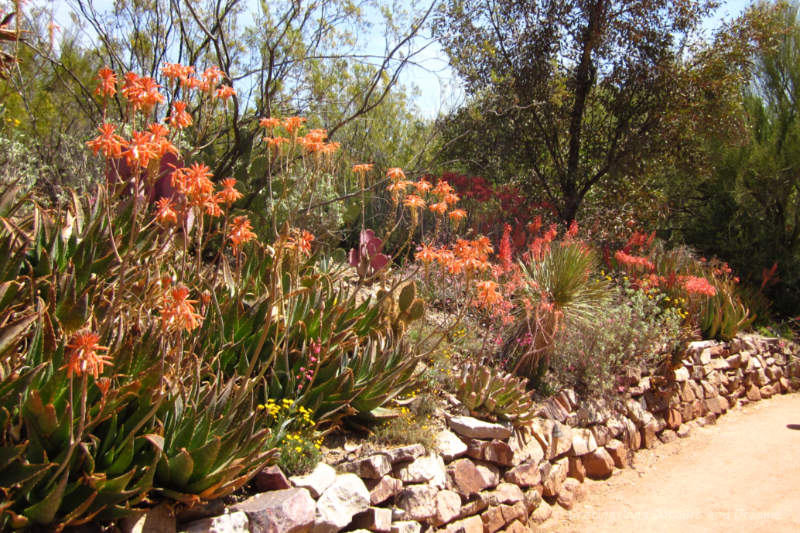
[118,334,800,533]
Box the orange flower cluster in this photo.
[352,163,374,174]
[171,163,218,215]
[160,285,203,332]
[475,280,503,308]
[286,229,315,256]
[95,67,117,98]
[168,101,192,129]
[229,215,257,252]
[415,237,493,275]
[528,223,558,261]
[681,276,717,297]
[614,250,655,272]
[298,129,340,155]
[61,332,112,379]
[121,72,166,113]
[160,63,232,96]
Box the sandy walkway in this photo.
[540,393,800,533]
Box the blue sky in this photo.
[42,0,757,117]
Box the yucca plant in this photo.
[506,241,609,384]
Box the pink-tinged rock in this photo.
[779,377,791,393]
[503,463,541,487]
[665,408,682,430]
[555,478,586,511]
[676,424,691,438]
[458,497,489,518]
[435,430,468,461]
[583,448,614,479]
[395,484,438,522]
[447,459,500,497]
[443,515,483,533]
[448,416,512,440]
[705,395,729,415]
[351,508,392,533]
[537,397,569,422]
[567,455,586,482]
[314,474,370,533]
[590,424,611,447]
[253,465,292,492]
[465,438,486,460]
[232,488,315,533]
[604,439,629,469]
[570,428,597,456]
[181,511,249,533]
[389,521,420,533]
[500,502,526,525]
[523,488,542,513]
[431,490,462,526]
[508,429,545,466]
[340,454,392,479]
[541,458,567,498]
[746,384,762,402]
[760,384,774,399]
[365,475,403,505]
[383,444,426,465]
[502,520,531,533]
[484,440,515,467]
[640,420,658,449]
[659,430,678,444]
[529,500,553,524]
[291,463,337,498]
[482,503,523,533]
[478,483,524,507]
[393,453,447,489]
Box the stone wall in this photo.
[151,334,800,533]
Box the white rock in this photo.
[313,474,370,533]
[180,511,249,533]
[448,416,512,440]
[290,462,337,498]
[434,429,468,461]
[394,453,447,489]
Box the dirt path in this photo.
[540,393,800,533]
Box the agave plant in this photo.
[455,363,537,427]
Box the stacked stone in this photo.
[120,334,798,533]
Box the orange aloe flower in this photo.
[404,194,426,209]
[443,192,460,205]
[415,243,438,263]
[202,66,225,86]
[86,123,126,159]
[428,201,448,216]
[160,286,203,332]
[448,208,467,222]
[147,123,178,158]
[475,280,503,308]
[229,215,257,251]
[386,167,406,181]
[216,178,243,205]
[94,67,117,98]
[61,332,112,379]
[284,116,307,135]
[386,180,411,194]
[432,180,454,197]
[161,62,189,80]
[259,117,281,130]
[352,163,374,174]
[265,136,290,149]
[155,197,178,225]
[168,101,193,129]
[287,229,314,255]
[122,130,160,168]
[215,85,236,100]
[414,179,432,194]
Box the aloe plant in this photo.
[700,278,755,341]
[455,363,537,427]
